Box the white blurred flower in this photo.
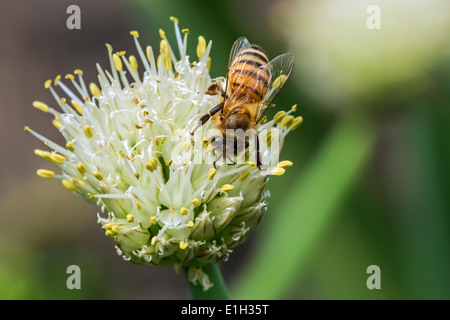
[273,0,450,109]
[27,18,300,289]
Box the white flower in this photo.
[26,17,301,290]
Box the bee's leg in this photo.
[190,103,223,135]
[226,156,236,165]
[205,82,227,99]
[255,133,262,170]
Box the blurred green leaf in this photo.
[233,114,378,299]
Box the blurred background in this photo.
[1,0,450,299]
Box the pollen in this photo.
[197,36,206,58]
[151,236,157,246]
[278,160,293,168]
[170,16,179,23]
[290,116,303,130]
[272,74,287,91]
[180,207,189,215]
[129,55,138,71]
[280,115,294,128]
[51,153,66,164]
[62,179,77,192]
[65,74,75,80]
[89,83,101,97]
[105,230,115,237]
[66,141,75,152]
[182,28,190,34]
[77,162,87,174]
[83,125,94,139]
[54,74,61,86]
[271,167,286,176]
[150,216,157,225]
[44,79,52,89]
[74,69,83,75]
[52,119,63,130]
[92,171,104,181]
[221,184,234,192]
[136,201,142,210]
[112,53,123,71]
[71,99,83,114]
[145,157,159,172]
[208,168,216,180]
[159,28,166,39]
[32,101,49,113]
[60,98,66,106]
[36,169,55,179]
[186,221,194,228]
[191,198,200,207]
[130,30,139,38]
[34,149,52,161]
[291,104,298,112]
[127,214,135,222]
[179,241,189,250]
[274,111,286,124]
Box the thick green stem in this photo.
[233,114,378,299]
[183,264,231,300]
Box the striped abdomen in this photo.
[228,45,270,104]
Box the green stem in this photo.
[183,264,231,300]
[233,114,378,299]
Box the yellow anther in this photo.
[129,55,138,71]
[130,30,139,38]
[170,16,179,23]
[208,168,216,180]
[32,101,49,113]
[182,28,190,34]
[186,221,194,228]
[159,28,166,39]
[111,225,121,234]
[77,162,87,174]
[191,198,200,207]
[271,167,286,176]
[65,74,75,80]
[92,171,104,181]
[280,115,294,128]
[134,172,140,179]
[206,57,211,71]
[291,104,298,112]
[44,79,52,89]
[100,181,110,193]
[272,74,287,91]
[197,36,206,58]
[156,53,162,68]
[182,141,191,152]
[151,236,157,245]
[117,51,126,56]
[84,97,90,102]
[221,184,234,192]
[24,126,30,131]
[240,169,251,181]
[278,160,293,168]
[127,214,135,222]
[180,207,189,216]
[54,114,60,121]
[52,119,63,130]
[118,150,126,157]
[260,116,267,125]
[105,223,114,230]
[179,242,189,250]
[145,157,159,172]
[164,53,172,70]
[88,193,96,200]
[66,141,75,152]
[146,46,152,63]
[71,99,83,114]
[136,201,142,211]
[166,159,173,166]
[51,153,66,164]
[105,230,115,237]
[74,69,83,75]
[89,83,101,97]
[150,216,157,225]
[289,116,303,130]
[36,169,55,179]
[71,177,85,187]
[112,53,123,71]
[273,111,286,124]
[105,43,113,53]
[83,125,94,139]
[246,161,256,167]
[54,74,61,86]
[62,179,77,192]
[34,149,51,161]
[60,98,66,106]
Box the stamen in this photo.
[93,171,104,181]
[71,99,83,114]
[289,116,303,130]
[66,141,75,152]
[208,168,216,180]
[271,167,286,176]
[83,125,94,138]
[89,83,101,97]
[159,29,166,39]
[127,214,135,222]
[130,30,139,38]
[274,111,286,124]
[179,242,188,250]
[180,207,189,215]
[32,101,49,113]
[129,55,138,71]
[278,160,293,168]
[291,104,297,112]
[65,74,75,80]
[221,184,234,192]
[51,153,66,164]
[62,179,77,191]
[197,36,206,58]
[77,162,87,174]
[169,16,179,23]
[136,202,142,211]
[44,79,52,89]
[280,115,294,128]
[151,236,157,245]
[186,221,194,228]
[37,169,55,179]
[191,198,200,207]
[54,75,61,86]
[113,53,123,71]
[52,119,63,130]
[150,216,157,225]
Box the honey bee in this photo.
[191,36,294,169]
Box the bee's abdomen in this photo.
[229,46,270,103]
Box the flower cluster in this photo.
[27,17,302,290]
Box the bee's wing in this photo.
[256,53,294,123]
[224,37,253,98]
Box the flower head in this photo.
[27,18,301,290]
